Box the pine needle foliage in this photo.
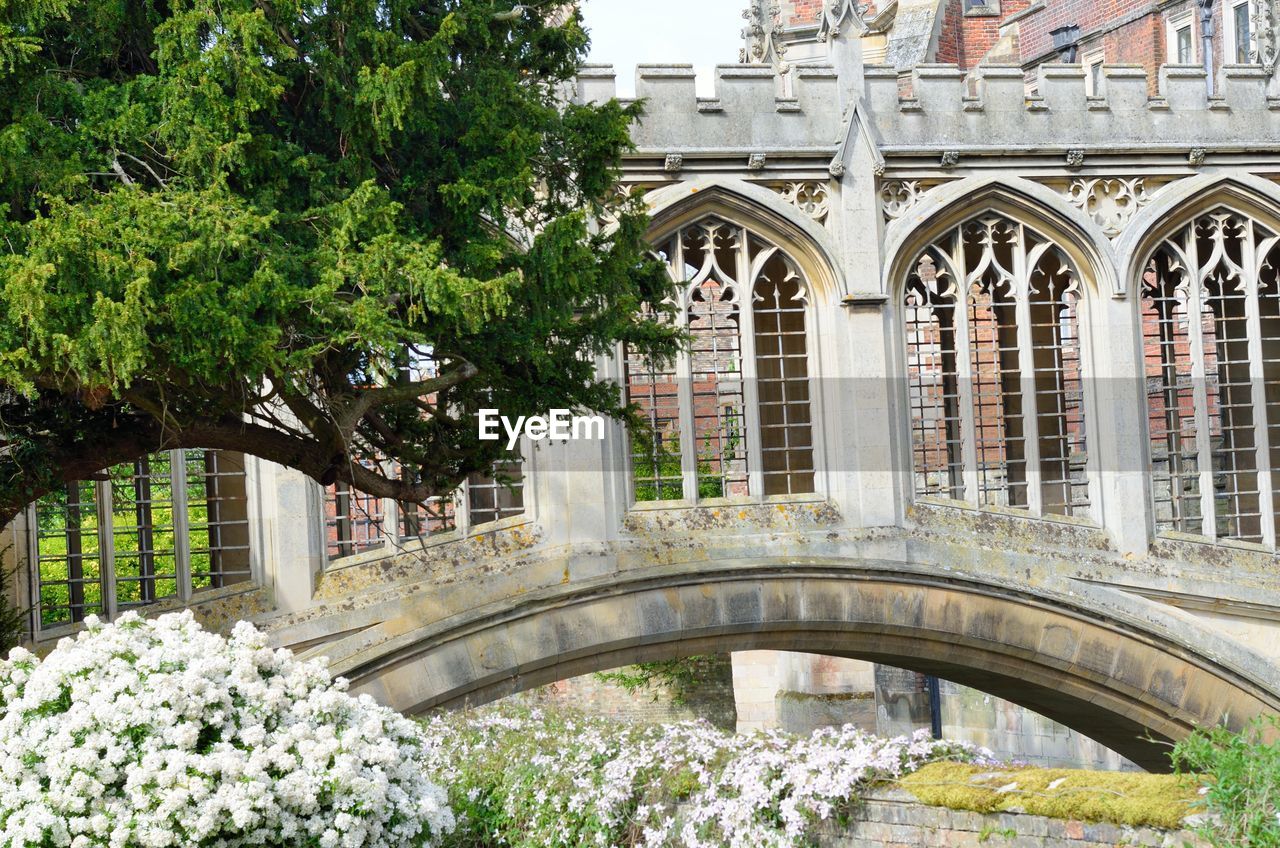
[0,0,681,522]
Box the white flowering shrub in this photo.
[420,706,995,848]
[0,611,454,848]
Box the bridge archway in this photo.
[337,562,1279,772]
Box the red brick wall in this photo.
[1018,0,1163,61]
[787,0,823,26]
[935,0,1034,69]
[1017,0,1239,93]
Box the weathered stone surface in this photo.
[799,790,1207,847]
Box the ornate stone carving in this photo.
[940,150,960,169]
[828,159,846,178]
[664,153,684,173]
[775,182,831,223]
[817,0,870,42]
[748,153,768,171]
[1062,178,1155,237]
[1188,147,1207,167]
[1253,1,1279,72]
[1066,149,1085,169]
[741,1,788,70]
[880,180,930,220]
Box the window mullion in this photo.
[951,234,981,503]
[1184,234,1218,540]
[457,481,472,534]
[372,456,396,548]
[674,233,699,502]
[172,450,193,602]
[24,503,40,637]
[1012,227,1045,517]
[97,477,118,620]
[1242,225,1277,547]
[738,239,765,499]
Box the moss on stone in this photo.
[898,762,1201,830]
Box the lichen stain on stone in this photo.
[313,523,544,601]
[622,500,842,536]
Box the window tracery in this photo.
[1142,209,1280,546]
[905,214,1090,518]
[627,216,816,503]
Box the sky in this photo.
[582,0,745,97]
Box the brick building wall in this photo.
[936,0,1033,68]
[1017,0,1244,92]
[786,0,823,27]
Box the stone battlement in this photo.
[576,61,1280,155]
[574,63,843,152]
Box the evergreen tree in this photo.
[0,0,679,524]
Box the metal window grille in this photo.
[468,458,525,526]
[625,216,816,503]
[626,305,685,502]
[110,454,180,610]
[905,214,1091,519]
[1142,210,1280,546]
[187,451,253,590]
[906,248,965,500]
[30,480,105,628]
[27,449,253,633]
[323,455,525,563]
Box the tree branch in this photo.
[336,361,478,430]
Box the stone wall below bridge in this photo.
[811,788,1205,848]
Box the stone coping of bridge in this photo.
[575,62,1280,150]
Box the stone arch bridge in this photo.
[11,44,1280,773]
[260,55,1280,773]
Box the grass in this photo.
[898,762,1201,830]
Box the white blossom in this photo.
[420,707,996,848]
[0,612,454,848]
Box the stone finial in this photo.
[1188,147,1207,167]
[741,0,788,71]
[1066,149,1085,169]
[748,153,768,171]
[817,0,870,42]
[940,150,960,169]
[664,153,684,173]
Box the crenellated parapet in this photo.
[574,61,1280,164]
[573,63,843,154]
[870,63,1280,152]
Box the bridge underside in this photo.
[309,564,1279,772]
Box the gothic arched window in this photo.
[905,214,1090,517]
[1142,210,1280,546]
[626,216,816,502]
